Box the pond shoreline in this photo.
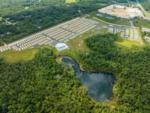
[58,55,114,75]
[60,55,116,102]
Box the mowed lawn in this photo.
[0,48,38,64]
[116,40,144,48]
[67,34,89,52]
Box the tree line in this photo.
[0,34,149,113]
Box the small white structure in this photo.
[55,43,69,51]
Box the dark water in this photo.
[62,57,116,102]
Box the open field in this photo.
[65,0,76,4]
[60,31,92,60]
[66,28,109,53]
[0,48,38,63]
[116,40,143,48]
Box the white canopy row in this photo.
[0,17,98,52]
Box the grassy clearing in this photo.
[65,0,76,4]
[67,33,90,52]
[116,40,143,48]
[60,31,91,60]
[61,28,109,54]
[0,48,38,64]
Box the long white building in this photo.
[0,17,98,52]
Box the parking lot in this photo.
[0,17,98,52]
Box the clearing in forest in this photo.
[65,0,76,4]
[98,4,144,19]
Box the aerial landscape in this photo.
[0,0,150,113]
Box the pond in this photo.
[62,56,116,102]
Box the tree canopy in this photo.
[0,34,150,113]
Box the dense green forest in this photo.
[0,34,150,113]
[0,48,94,113]
[0,0,150,112]
[79,34,150,113]
[0,0,127,8]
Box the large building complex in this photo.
[0,17,98,52]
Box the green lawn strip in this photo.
[0,48,38,63]
[115,40,143,48]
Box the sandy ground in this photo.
[98,4,144,19]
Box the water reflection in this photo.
[62,56,115,102]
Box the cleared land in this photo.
[0,17,98,52]
[98,4,144,19]
[0,48,38,63]
[65,0,76,4]
[116,40,143,48]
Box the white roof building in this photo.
[55,43,69,51]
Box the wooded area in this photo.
[0,0,150,112]
[0,34,149,113]
[80,34,150,113]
